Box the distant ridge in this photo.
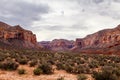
[39,25,120,54]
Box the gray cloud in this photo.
[70,24,88,30]
[75,0,120,20]
[46,25,64,31]
[114,0,120,2]
[32,25,64,31]
[93,0,104,4]
[35,24,87,32]
[0,0,120,41]
[0,0,49,28]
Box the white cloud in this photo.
[1,0,120,41]
[31,0,120,41]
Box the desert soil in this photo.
[0,65,93,80]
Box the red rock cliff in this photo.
[72,25,120,54]
[39,39,74,51]
[0,21,37,48]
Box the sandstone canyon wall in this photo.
[39,25,120,54]
[39,39,74,51]
[0,21,37,49]
[72,25,120,54]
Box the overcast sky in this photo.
[1,0,120,41]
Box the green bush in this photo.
[38,63,54,74]
[93,71,118,80]
[89,60,99,68]
[18,59,28,65]
[0,59,18,71]
[1,49,120,77]
[65,65,73,73]
[33,68,43,75]
[77,74,87,80]
[113,69,120,77]
[76,65,89,74]
[56,63,66,70]
[29,60,37,67]
[18,69,25,75]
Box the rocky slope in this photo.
[0,21,37,49]
[39,25,120,53]
[72,25,120,54]
[39,39,74,51]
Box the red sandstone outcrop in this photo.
[50,39,74,51]
[0,21,37,49]
[72,25,120,54]
[39,39,74,51]
[39,24,120,54]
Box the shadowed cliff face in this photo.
[0,21,37,49]
[38,39,74,51]
[72,25,120,54]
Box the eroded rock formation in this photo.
[39,39,74,51]
[0,21,37,49]
[72,25,120,54]
[39,25,120,53]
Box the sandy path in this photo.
[0,65,93,80]
[0,65,77,80]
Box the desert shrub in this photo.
[79,59,85,64]
[93,71,118,80]
[18,58,28,65]
[18,69,26,74]
[82,66,91,74]
[47,60,55,65]
[38,63,54,74]
[57,77,65,80]
[89,60,99,68]
[65,65,73,73]
[0,53,7,61]
[33,68,43,75]
[99,61,106,66]
[77,74,87,80]
[0,59,18,70]
[29,60,37,67]
[93,66,119,80]
[113,69,120,77]
[1,49,120,77]
[75,65,89,74]
[56,63,63,70]
[56,62,68,70]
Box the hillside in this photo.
[0,21,38,50]
[72,25,120,54]
[39,24,120,54]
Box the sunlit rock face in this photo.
[39,24,120,54]
[72,25,120,54]
[0,21,37,49]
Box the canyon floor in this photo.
[0,65,93,80]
